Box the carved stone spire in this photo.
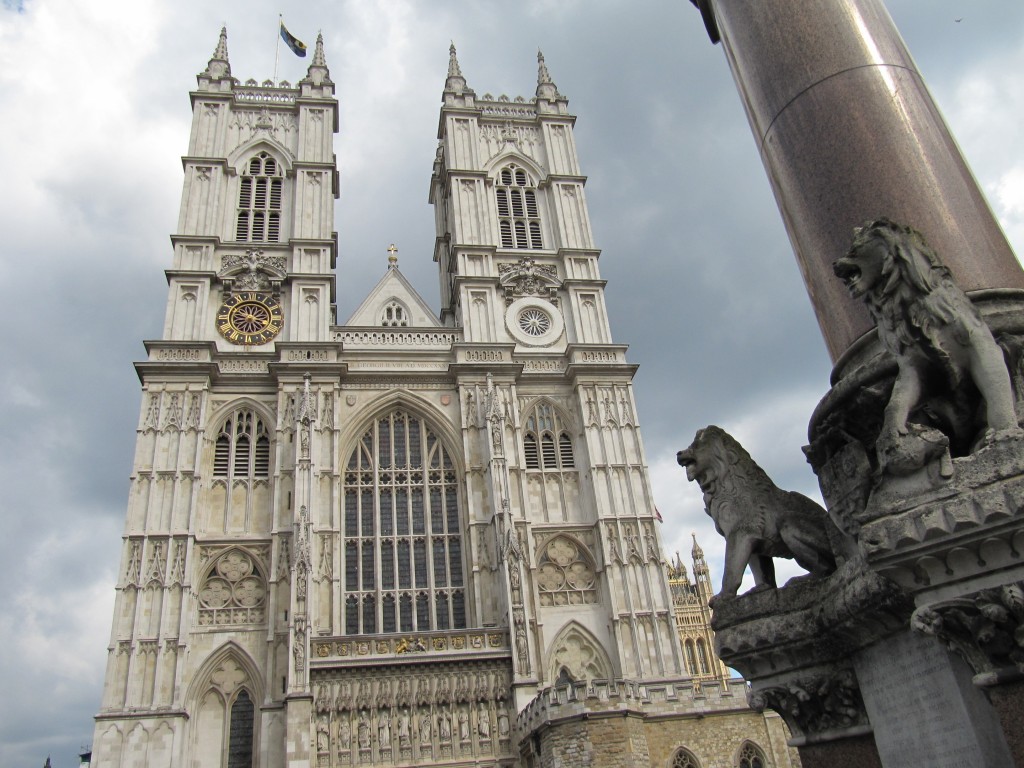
[302,32,332,86]
[535,49,558,100]
[691,532,704,562]
[312,31,327,67]
[444,42,470,95]
[691,533,714,603]
[448,42,462,78]
[298,372,316,425]
[204,26,231,79]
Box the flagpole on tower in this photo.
[274,14,282,83]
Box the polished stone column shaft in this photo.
[696,0,1024,361]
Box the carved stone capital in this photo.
[748,665,869,743]
[912,583,1024,682]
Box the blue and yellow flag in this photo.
[280,23,307,57]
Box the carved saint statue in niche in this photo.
[358,711,370,749]
[498,710,510,738]
[398,709,410,744]
[439,709,452,742]
[316,716,329,752]
[478,704,490,738]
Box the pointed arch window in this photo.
[341,410,465,634]
[738,743,766,768]
[671,748,702,768]
[495,164,543,249]
[227,690,255,767]
[523,402,574,470]
[213,410,271,480]
[381,301,409,327]
[236,152,283,243]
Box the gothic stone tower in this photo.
[92,32,789,768]
[667,537,731,685]
[91,29,339,767]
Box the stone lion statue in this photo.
[833,219,1020,471]
[677,426,838,602]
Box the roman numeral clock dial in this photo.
[216,292,283,345]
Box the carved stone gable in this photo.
[219,249,287,296]
[497,257,560,306]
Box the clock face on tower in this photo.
[216,292,283,345]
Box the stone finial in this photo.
[204,26,231,79]
[536,49,558,100]
[537,49,552,84]
[691,532,704,560]
[448,42,463,78]
[303,32,332,86]
[444,42,470,95]
[669,552,690,582]
[312,32,328,67]
[387,243,398,268]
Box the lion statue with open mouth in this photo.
[833,218,1020,472]
[677,426,839,602]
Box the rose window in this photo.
[198,549,267,626]
[537,537,597,607]
[518,308,551,337]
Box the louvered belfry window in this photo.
[523,402,574,470]
[213,410,271,480]
[236,152,283,243]
[495,164,543,249]
[341,410,465,635]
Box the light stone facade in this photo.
[91,30,797,768]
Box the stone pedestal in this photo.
[796,735,882,768]
[285,694,313,767]
[985,677,1024,766]
[854,631,1012,767]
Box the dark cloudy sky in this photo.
[1,0,1022,764]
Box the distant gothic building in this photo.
[667,537,732,686]
[90,29,797,768]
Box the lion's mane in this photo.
[851,218,987,387]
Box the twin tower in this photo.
[90,30,788,768]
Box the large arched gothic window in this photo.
[495,163,543,249]
[341,410,465,634]
[236,151,283,243]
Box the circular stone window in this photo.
[506,297,564,346]
[519,307,551,337]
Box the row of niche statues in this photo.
[315,701,512,754]
[315,671,510,711]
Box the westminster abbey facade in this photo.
[90,30,797,768]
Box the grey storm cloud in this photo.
[1,0,1022,763]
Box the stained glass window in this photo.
[341,410,465,633]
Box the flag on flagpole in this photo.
[654,507,663,523]
[280,22,307,57]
